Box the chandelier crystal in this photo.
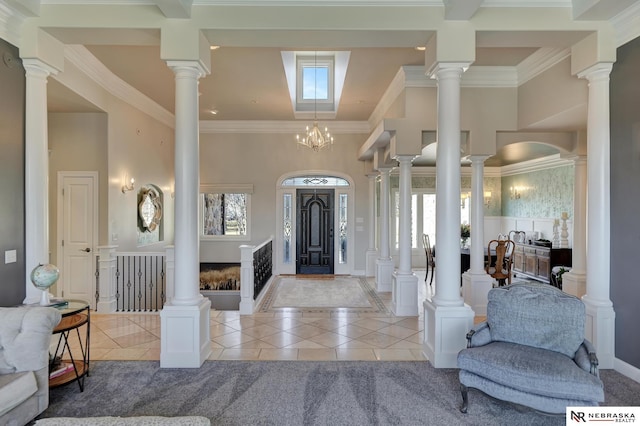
[296,121,333,152]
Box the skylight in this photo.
[282,51,350,120]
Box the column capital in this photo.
[22,58,59,78]
[428,62,471,80]
[577,62,613,81]
[468,155,491,164]
[166,60,208,79]
[393,154,417,165]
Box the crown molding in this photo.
[463,66,518,87]
[0,2,25,47]
[64,44,175,128]
[500,153,573,176]
[199,120,370,134]
[611,0,640,47]
[516,47,571,85]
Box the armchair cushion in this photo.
[458,341,604,403]
[487,283,584,357]
[0,371,37,416]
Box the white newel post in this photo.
[239,245,255,315]
[365,173,378,277]
[391,155,419,316]
[578,63,616,369]
[160,61,211,368]
[462,156,494,315]
[423,63,474,368]
[375,167,394,292]
[96,246,118,313]
[22,59,58,304]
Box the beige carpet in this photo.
[259,276,387,313]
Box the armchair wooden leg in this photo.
[460,384,469,413]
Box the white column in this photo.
[391,155,418,316]
[365,173,378,277]
[423,63,474,368]
[577,63,615,369]
[22,59,58,304]
[375,167,394,292]
[462,156,494,315]
[161,61,211,368]
[96,245,118,313]
[562,156,587,297]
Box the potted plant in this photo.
[461,223,471,248]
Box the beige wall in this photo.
[199,132,369,270]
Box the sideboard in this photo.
[512,243,572,283]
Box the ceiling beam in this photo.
[153,0,192,18]
[443,0,484,20]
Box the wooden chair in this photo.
[486,239,514,286]
[422,234,435,287]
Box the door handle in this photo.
[80,248,91,253]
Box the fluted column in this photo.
[423,63,474,368]
[578,63,615,369]
[462,156,494,315]
[562,156,587,297]
[365,173,378,276]
[375,167,394,292]
[23,59,57,304]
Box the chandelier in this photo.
[296,52,334,152]
[296,121,333,152]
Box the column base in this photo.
[461,271,494,316]
[423,298,474,368]
[375,258,394,292]
[561,271,586,298]
[97,299,117,313]
[583,296,616,369]
[391,272,418,316]
[160,298,211,368]
[365,249,378,277]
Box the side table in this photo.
[49,300,90,392]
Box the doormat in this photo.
[259,276,388,313]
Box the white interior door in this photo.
[58,172,98,306]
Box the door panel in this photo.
[60,175,96,304]
[296,189,334,274]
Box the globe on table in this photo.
[30,263,60,305]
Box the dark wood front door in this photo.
[296,189,334,274]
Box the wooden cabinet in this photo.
[512,243,572,283]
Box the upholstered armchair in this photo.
[0,307,62,426]
[457,283,604,414]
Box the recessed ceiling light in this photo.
[208,109,218,115]
[415,46,426,51]
[210,45,220,50]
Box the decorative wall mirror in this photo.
[137,186,163,232]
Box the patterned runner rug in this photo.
[259,276,387,313]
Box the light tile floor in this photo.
[66,275,482,362]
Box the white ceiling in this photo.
[34,0,640,166]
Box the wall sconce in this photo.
[484,191,492,207]
[509,186,522,200]
[460,192,470,208]
[121,176,135,193]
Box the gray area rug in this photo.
[39,361,640,426]
[259,276,387,313]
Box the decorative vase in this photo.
[30,263,60,305]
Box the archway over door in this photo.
[275,172,354,276]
